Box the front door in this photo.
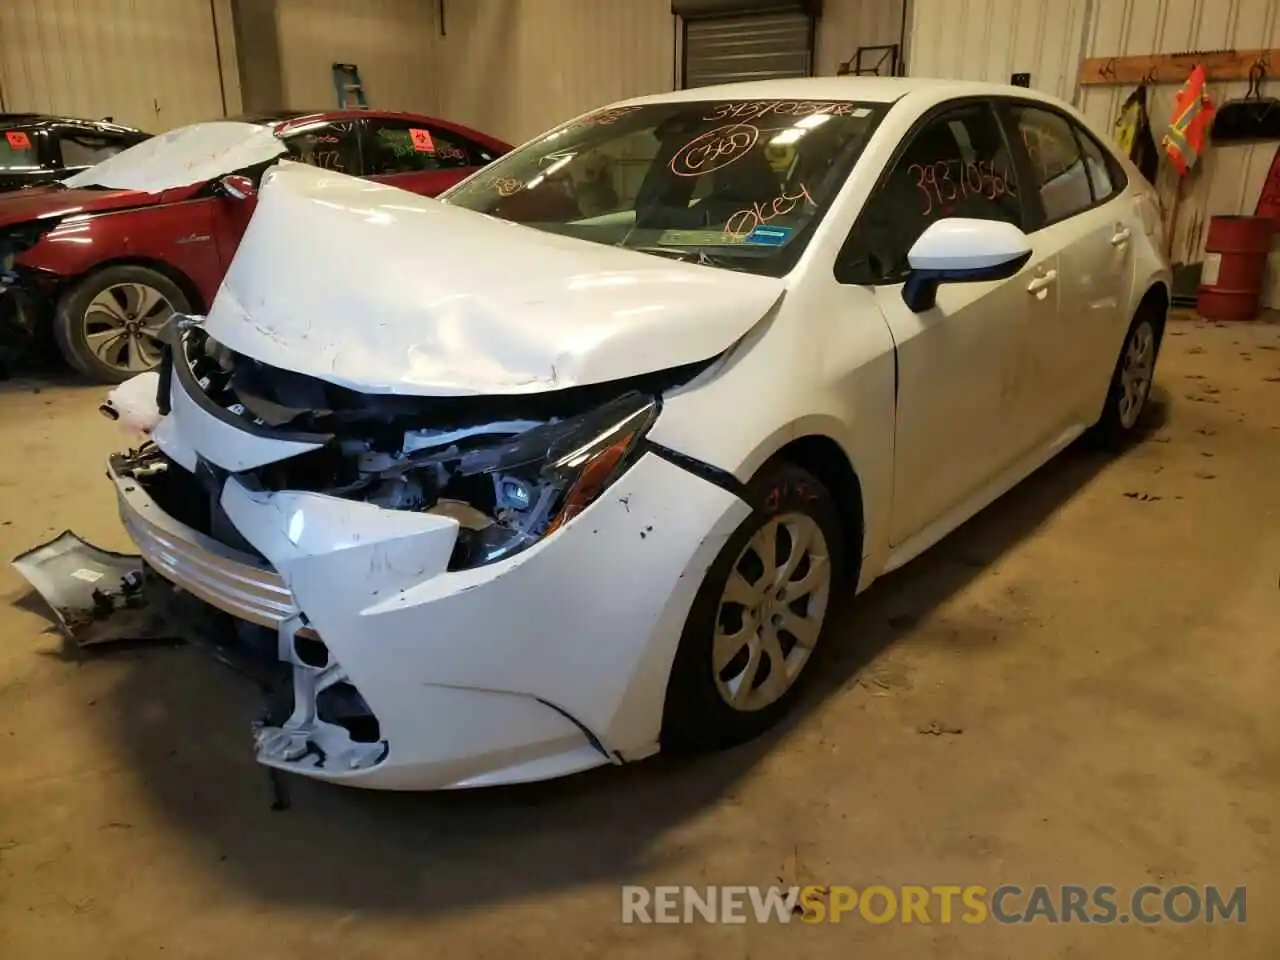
[841,101,1059,547]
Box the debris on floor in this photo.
[99,371,161,438]
[10,531,175,646]
[916,720,964,736]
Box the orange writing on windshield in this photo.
[724,184,814,239]
[670,124,760,177]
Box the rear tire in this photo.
[661,462,845,751]
[1090,308,1162,449]
[53,265,189,384]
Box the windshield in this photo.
[442,99,885,276]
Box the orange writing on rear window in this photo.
[409,128,435,153]
[5,130,32,150]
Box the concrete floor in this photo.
[0,313,1277,958]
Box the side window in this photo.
[1009,106,1093,223]
[1075,125,1124,202]
[841,103,1021,284]
[1,129,39,170]
[58,130,130,168]
[365,121,475,174]
[282,121,361,175]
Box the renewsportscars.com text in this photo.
[620,884,1247,925]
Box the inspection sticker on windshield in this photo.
[409,128,435,152]
[744,225,792,247]
[657,230,746,246]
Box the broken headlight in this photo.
[424,391,659,570]
[1,218,61,282]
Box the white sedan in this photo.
[104,77,1169,790]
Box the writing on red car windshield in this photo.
[490,176,523,197]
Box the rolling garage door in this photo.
[675,1,820,89]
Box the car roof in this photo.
[615,76,1067,109]
[225,109,314,124]
[255,109,512,151]
[0,112,147,134]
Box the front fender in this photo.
[18,200,221,305]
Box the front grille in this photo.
[115,448,265,561]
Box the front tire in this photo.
[53,265,189,384]
[662,462,845,750]
[1091,310,1161,449]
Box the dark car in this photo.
[0,114,151,193]
[0,108,511,382]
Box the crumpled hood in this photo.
[63,121,287,192]
[0,184,155,228]
[204,162,785,397]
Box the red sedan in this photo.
[0,109,511,382]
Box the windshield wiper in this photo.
[627,245,745,270]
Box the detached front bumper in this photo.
[108,442,748,790]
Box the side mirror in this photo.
[902,218,1032,313]
[214,174,256,201]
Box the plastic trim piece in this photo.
[642,439,752,503]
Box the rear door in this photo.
[361,118,493,197]
[997,102,1134,436]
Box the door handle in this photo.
[1027,270,1057,295]
[1111,226,1132,246]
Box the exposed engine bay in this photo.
[160,323,708,570]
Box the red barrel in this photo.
[1196,215,1275,322]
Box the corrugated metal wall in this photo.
[0,0,904,144]
[430,0,905,145]
[906,0,1092,101]
[1078,0,1280,304]
[907,0,1280,305]
[271,0,439,114]
[431,0,675,146]
[0,0,239,130]
[815,0,905,77]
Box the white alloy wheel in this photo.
[713,511,832,712]
[1118,318,1156,429]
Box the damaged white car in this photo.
[104,78,1170,790]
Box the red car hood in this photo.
[0,185,161,228]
